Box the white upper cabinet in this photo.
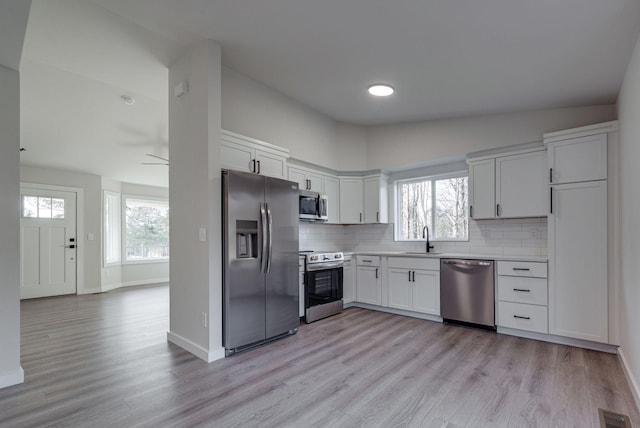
[220,130,289,179]
[288,166,323,192]
[496,150,547,218]
[469,149,547,219]
[547,134,607,184]
[363,174,388,223]
[468,158,495,219]
[323,175,340,224]
[339,177,364,223]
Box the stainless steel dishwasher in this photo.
[440,259,495,329]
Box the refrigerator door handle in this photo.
[266,204,273,273]
[260,203,268,273]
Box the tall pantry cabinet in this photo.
[544,121,619,345]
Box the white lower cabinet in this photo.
[356,256,381,305]
[548,180,608,343]
[343,257,355,305]
[497,260,548,334]
[498,301,548,334]
[387,257,440,316]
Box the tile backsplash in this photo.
[299,218,547,257]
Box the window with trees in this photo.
[124,197,169,262]
[396,173,469,241]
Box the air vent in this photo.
[599,408,632,428]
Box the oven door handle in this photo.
[306,263,344,271]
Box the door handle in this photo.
[412,271,415,282]
[260,204,268,273]
[66,245,76,249]
[256,160,261,175]
[375,268,378,279]
[252,159,256,173]
[266,204,273,273]
[408,271,411,282]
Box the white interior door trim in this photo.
[20,182,86,295]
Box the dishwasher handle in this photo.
[442,260,492,267]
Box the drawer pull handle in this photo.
[362,260,372,263]
[513,315,531,320]
[512,268,530,271]
[513,288,531,292]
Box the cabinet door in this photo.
[299,272,305,317]
[496,150,547,218]
[307,172,324,192]
[356,266,380,305]
[548,134,607,184]
[288,167,307,189]
[412,269,440,315]
[364,175,388,223]
[323,176,340,224]
[340,177,364,223]
[255,149,287,179]
[387,268,412,310]
[469,159,495,219]
[549,181,607,343]
[220,141,253,173]
[343,264,356,304]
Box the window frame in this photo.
[103,191,121,267]
[122,195,170,264]
[394,170,469,242]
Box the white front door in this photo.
[20,185,77,299]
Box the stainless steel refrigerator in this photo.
[222,169,300,355]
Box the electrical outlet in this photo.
[201,312,207,328]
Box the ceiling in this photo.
[17,0,640,187]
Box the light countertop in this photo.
[353,251,547,262]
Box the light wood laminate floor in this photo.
[0,284,638,427]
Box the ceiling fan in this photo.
[141,153,169,166]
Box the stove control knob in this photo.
[335,254,342,259]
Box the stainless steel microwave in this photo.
[299,190,328,222]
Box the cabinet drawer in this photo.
[498,301,548,334]
[356,255,380,267]
[498,276,547,305]
[497,261,547,278]
[387,257,439,271]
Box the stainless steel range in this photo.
[302,251,344,323]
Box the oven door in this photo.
[305,266,343,308]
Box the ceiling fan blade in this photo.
[145,153,169,162]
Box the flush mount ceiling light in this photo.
[368,84,394,97]
[120,95,135,105]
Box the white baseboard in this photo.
[618,348,640,413]
[102,278,169,293]
[167,331,225,363]
[0,367,24,389]
[350,303,443,323]
[497,327,618,353]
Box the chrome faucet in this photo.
[422,226,435,253]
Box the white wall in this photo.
[617,31,640,406]
[21,165,102,293]
[0,65,23,388]
[168,40,224,362]
[366,105,617,170]
[222,66,340,169]
[335,123,368,171]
